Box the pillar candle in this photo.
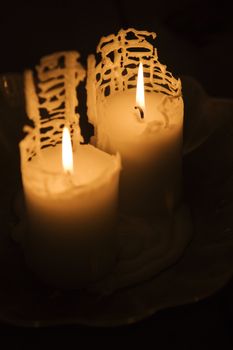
[20,131,121,289]
[19,51,121,289]
[87,28,183,216]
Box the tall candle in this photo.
[97,89,183,216]
[87,28,183,216]
[19,52,121,289]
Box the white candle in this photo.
[18,51,121,289]
[96,88,183,216]
[20,128,121,289]
[87,28,183,217]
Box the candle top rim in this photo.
[20,143,121,198]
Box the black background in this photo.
[0,0,233,98]
[0,0,232,345]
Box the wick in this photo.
[65,170,74,186]
[134,106,144,119]
[64,169,73,177]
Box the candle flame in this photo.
[62,126,73,174]
[136,62,145,113]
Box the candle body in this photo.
[20,143,121,289]
[95,90,183,216]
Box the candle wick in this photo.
[134,106,144,119]
[65,170,74,186]
[65,170,73,177]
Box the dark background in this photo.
[0,0,233,98]
[0,0,232,345]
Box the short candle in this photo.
[19,52,121,289]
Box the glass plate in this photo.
[0,74,232,327]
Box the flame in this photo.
[136,62,145,112]
[62,126,73,174]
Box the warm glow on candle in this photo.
[62,126,73,174]
[136,62,145,113]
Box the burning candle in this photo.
[19,52,121,289]
[20,127,120,289]
[87,28,183,216]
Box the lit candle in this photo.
[19,52,121,289]
[87,28,183,216]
